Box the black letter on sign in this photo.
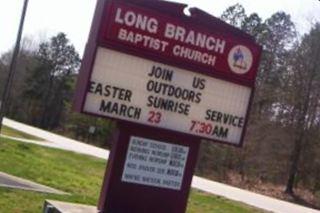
[192,77,206,90]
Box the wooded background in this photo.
[0,4,319,207]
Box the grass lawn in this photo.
[0,138,265,213]
[1,125,43,141]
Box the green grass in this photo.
[188,190,265,213]
[0,138,265,212]
[1,125,43,141]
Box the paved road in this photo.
[1,118,109,160]
[0,172,67,194]
[0,174,30,188]
[2,117,319,213]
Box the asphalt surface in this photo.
[0,175,30,188]
[0,172,67,194]
[2,117,320,213]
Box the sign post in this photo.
[97,122,200,212]
[73,0,262,212]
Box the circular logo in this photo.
[228,45,253,74]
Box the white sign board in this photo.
[84,48,252,145]
[121,136,189,190]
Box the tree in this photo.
[220,3,246,29]
[281,24,320,194]
[254,12,296,118]
[0,37,39,121]
[64,103,116,148]
[0,33,115,147]
[23,33,80,129]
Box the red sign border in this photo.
[97,0,262,87]
[73,0,261,147]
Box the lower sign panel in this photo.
[83,47,252,145]
[122,136,189,190]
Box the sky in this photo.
[0,0,319,57]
